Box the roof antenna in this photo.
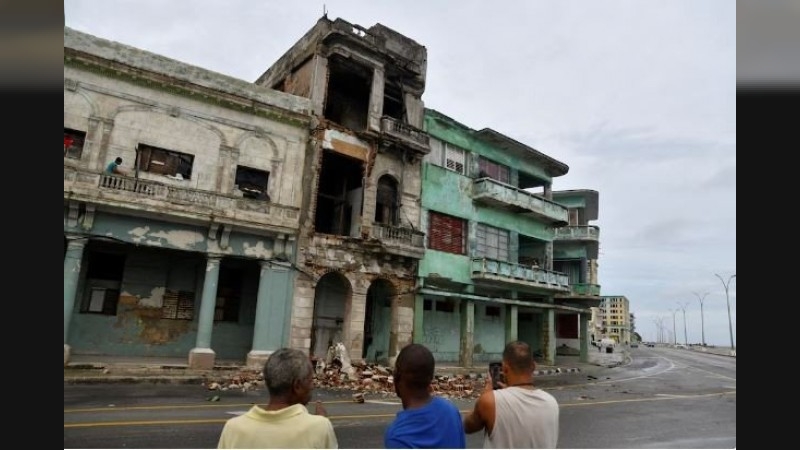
[323,4,327,18]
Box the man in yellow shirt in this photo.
[217,348,338,449]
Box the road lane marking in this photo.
[65,391,735,428]
[64,399,355,414]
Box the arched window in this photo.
[375,175,399,225]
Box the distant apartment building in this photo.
[63,27,313,369]
[255,17,430,365]
[597,295,631,345]
[415,109,598,366]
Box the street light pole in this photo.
[715,273,736,353]
[677,301,689,346]
[669,308,678,345]
[693,291,709,346]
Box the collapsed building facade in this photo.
[252,16,430,365]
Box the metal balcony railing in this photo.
[470,257,570,291]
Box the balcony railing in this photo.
[555,225,600,240]
[370,223,425,247]
[65,167,300,227]
[470,257,570,292]
[369,223,426,259]
[380,116,430,153]
[569,283,601,296]
[472,178,569,225]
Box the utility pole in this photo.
[693,291,709,346]
[677,301,689,346]
[715,273,736,353]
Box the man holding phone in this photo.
[463,341,560,448]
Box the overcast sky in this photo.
[64,0,736,347]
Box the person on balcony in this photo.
[105,157,127,176]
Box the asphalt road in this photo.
[64,347,735,448]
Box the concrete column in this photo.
[346,290,367,363]
[544,242,554,271]
[368,66,385,133]
[219,146,239,195]
[580,257,589,283]
[544,182,552,200]
[509,231,519,264]
[189,255,221,369]
[404,94,424,129]
[389,291,415,367]
[459,300,475,367]
[310,56,329,115]
[504,304,518,343]
[85,117,103,169]
[64,237,88,365]
[95,118,114,172]
[247,261,292,368]
[413,294,424,344]
[579,313,589,363]
[543,302,556,366]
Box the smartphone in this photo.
[489,362,503,389]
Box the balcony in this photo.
[470,257,570,293]
[64,167,300,232]
[369,223,426,259]
[555,225,600,241]
[554,225,600,259]
[568,283,601,296]
[472,178,569,225]
[380,116,430,155]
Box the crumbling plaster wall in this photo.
[290,234,417,363]
[65,65,307,210]
[362,152,422,232]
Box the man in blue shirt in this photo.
[106,157,126,175]
[384,343,466,448]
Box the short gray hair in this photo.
[264,348,312,396]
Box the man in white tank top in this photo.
[463,341,559,448]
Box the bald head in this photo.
[503,341,536,374]
[395,343,435,391]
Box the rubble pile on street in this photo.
[204,369,263,392]
[201,343,485,399]
[312,359,485,399]
[202,362,485,399]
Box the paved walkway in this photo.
[64,347,631,384]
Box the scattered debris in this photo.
[200,343,488,399]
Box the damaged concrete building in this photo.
[63,27,313,369]
[415,110,602,366]
[64,15,603,370]
[551,189,603,353]
[255,17,429,366]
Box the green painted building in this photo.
[415,109,598,366]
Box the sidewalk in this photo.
[64,351,622,385]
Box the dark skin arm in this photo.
[463,372,503,434]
